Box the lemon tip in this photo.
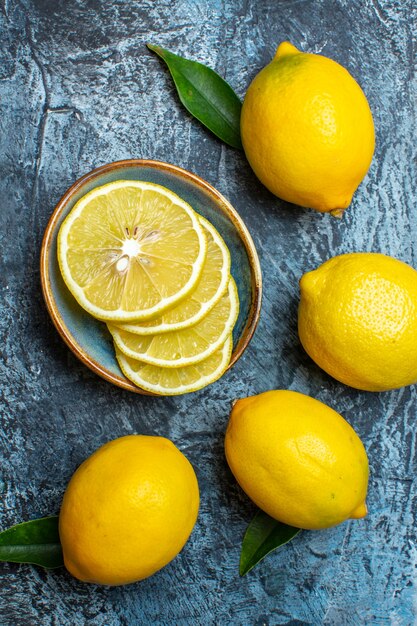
[274,41,300,60]
[350,502,368,519]
[299,270,319,294]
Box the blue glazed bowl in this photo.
[40,159,262,393]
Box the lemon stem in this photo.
[330,208,345,219]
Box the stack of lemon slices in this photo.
[57,180,239,395]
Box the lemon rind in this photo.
[116,335,233,395]
[108,278,239,368]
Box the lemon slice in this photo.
[108,278,239,367]
[116,216,230,335]
[58,180,207,321]
[116,336,233,395]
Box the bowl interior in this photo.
[43,160,261,392]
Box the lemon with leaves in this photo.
[241,42,375,214]
[225,390,368,530]
[299,253,417,391]
[59,435,199,585]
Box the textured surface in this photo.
[0,0,416,623]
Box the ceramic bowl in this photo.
[40,159,262,394]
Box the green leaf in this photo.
[0,516,63,569]
[240,510,301,576]
[147,44,243,150]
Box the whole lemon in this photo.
[299,253,417,391]
[240,42,375,214]
[225,390,368,530]
[59,435,199,585]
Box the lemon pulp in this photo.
[58,180,207,321]
[109,278,239,367]
[117,216,230,334]
[117,335,232,395]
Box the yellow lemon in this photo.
[225,390,369,530]
[299,253,417,391]
[240,42,375,214]
[59,435,199,585]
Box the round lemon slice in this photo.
[116,335,233,395]
[57,180,207,322]
[108,278,239,367]
[116,216,230,335]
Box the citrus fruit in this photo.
[59,435,199,585]
[240,42,375,214]
[117,216,230,335]
[109,278,239,367]
[57,180,207,321]
[116,335,232,395]
[298,253,417,391]
[225,390,369,530]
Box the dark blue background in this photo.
[1,1,415,623]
